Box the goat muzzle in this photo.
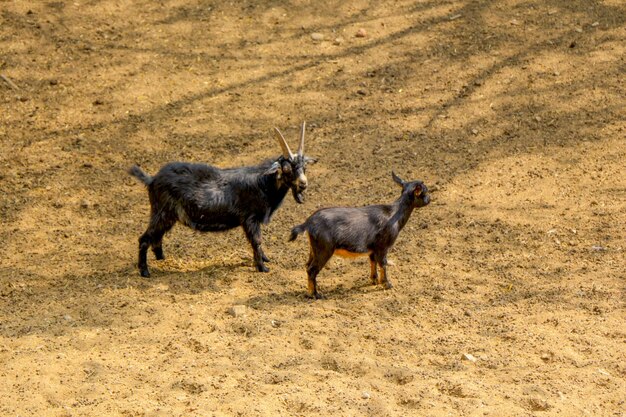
[292,187,305,204]
[292,176,307,204]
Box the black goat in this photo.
[289,172,430,299]
[129,122,315,277]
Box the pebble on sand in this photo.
[228,305,247,317]
[462,353,477,362]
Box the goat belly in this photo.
[193,222,239,232]
[333,249,371,258]
[184,211,241,232]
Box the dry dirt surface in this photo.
[1,0,625,416]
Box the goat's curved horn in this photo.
[297,121,306,156]
[273,127,294,159]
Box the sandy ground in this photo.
[1,0,625,416]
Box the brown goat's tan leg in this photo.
[369,253,378,284]
[306,246,318,298]
[307,275,318,298]
[306,238,332,299]
[306,265,323,299]
[377,256,393,289]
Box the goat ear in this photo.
[391,171,404,186]
[264,161,282,177]
[304,156,317,164]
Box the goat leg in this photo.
[243,219,269,272]
[369,253,378,284]
[306,244,333,299]
[151,221,174,260]
[376,254,393,289]
[138,233,151,277]
[306,267,323,299]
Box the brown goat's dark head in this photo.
[392,171,430,208]
[271,122,316,204]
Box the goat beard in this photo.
[292,187,305,204]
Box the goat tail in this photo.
[128,165,153,186]
[288,224,306,242]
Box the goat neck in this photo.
[388,190,416,231]
[256,165,290,222]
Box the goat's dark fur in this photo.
[289,172,430,299]
[129,126,313,277]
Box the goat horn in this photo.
[297,121,306,156]
[392,171,405,186]
[273,127,294,159]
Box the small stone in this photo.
[553,71,560,76]
[591,245,606,252]
[271,319,281,328]
[361,391,371,399]
[333,37,344,45]
[528,398,550,411]
[462,353,477,363]
[311,32,324,41]
[228,305,247,317]
[93,99,104,105]
[49,79,59,86]
[356,89,368,96]
[591,21,600,27]
[355,28,367,38]
[575,27,583,33]
[510,19,520,26]
[471,129,478,135]
[535,116,541,122]
[80,199,91,209]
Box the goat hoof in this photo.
[383,281,393,290]
[307,292,325,300]
[140,269,151,278]
[257,265,270,273]
[261,254,270,263]
[154,253,165,260]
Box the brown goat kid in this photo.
[289,172,430,299]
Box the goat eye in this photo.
[282,164,292,174]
